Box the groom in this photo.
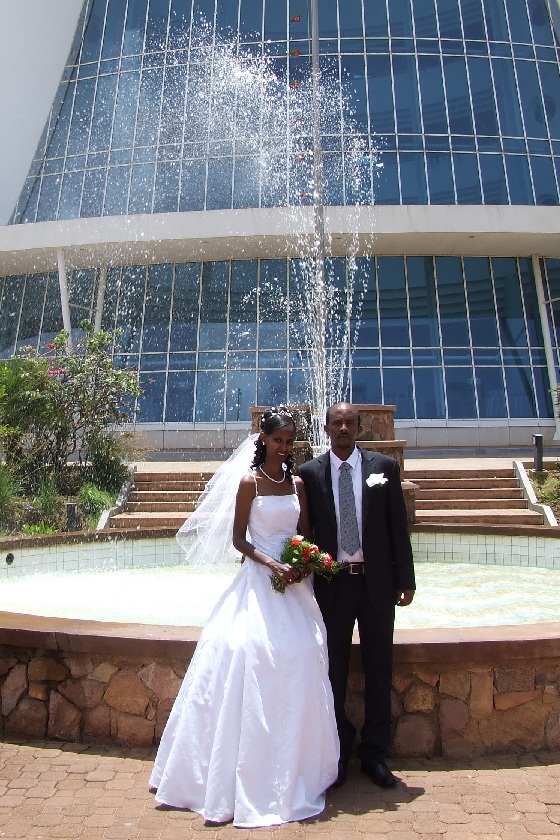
[298,402,415,788]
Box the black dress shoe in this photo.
[328,759,348,788]
[361,761,397,788]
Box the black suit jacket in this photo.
[298,447,415,617]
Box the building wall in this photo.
[0,0,84,224]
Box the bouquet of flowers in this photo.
[272,535,342,593]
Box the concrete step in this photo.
[414,487,524,500]
[125,501,198,513]
[133,479,209,492]
[405,468,515,480]
[405,476,519,490]
[415,509,543,525]
[128,490,202,503]
[415,498,528,511]
[109,511,189,529]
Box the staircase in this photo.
[405,465,543,527]
[108,470,213,530]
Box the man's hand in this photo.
[396,589,414,607]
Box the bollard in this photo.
[533,433,544,471]
[66,502,79,531]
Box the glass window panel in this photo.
[240,0,263,40]
[102,0,127,59]
[516,59,548,139]
[408,256,440,345]
[142,264,172,351]
[145,0,169,50]
[436,256,470,346]
[473,347,501,364]
[492,58,524,137]
[413,348,442,365]
[414,368,446,418]
[226,370,256,422]
[199,262,228,350]
[412,0,438,38]
[140,352,167,370]
[165,371,194,421]
[367,55,395,135]
[538,61,560,138]
[374,151,400,204]
[257,368,287,407]
[233,157,260,209]
[436,0,463,39]
[468,56,499,136]
[444,348,472,364]
[112,71,141,148]
[128,162,155,213]
[502,347,529,365]
[197,351,224,369]
[443,56,475,135]
[153,161,180,212]
[100,267,120,333]
[492,257,528,349]
[445,367,477,418]
[364,0,388,37]
[66,78,96,156]
[351,368,382,404]
[531,155,559,205]
[480,153,508,203]
[81,169,106,216]
[418,54,447,134]
[259,260,287,350]
[388,0,414,37]
[506,0,532,43]
[116,265,146,352]
[518,258,543,347]
[461,0,485,40]
[89,73,118,153]
[159,65,187,145]
[264,0,287,40]
[382,368,414,418]
[475,367,507,416]
[38,275,63,344]
[505,366,536,416]
[36,175,61,222]
[383,348,411,365]
[206,157,233,210]
[505,154,533,204]
[465,257,499,346]
[104,166,130,215]
[393,54,422,134]
[483,0,509,41]
[123,0,148,55]
[135,68,163,147]
[399,151,428,203]
[353,349,380,366]
[195,370,225,422]
[49,86,74,159]
[378,257,409,347]
[533,366,554,416]
[426,152,455,202]
[58,171,84,219]
[179,160,206,211]
[453,152,482,202]
[81,0,105,62]
[138,371,165,422]
[17,275,47,351]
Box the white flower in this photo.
[366,472,388,488]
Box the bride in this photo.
[149,407,339,827]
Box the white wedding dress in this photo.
[149,490,339,828]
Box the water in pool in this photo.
[1,562,559,628]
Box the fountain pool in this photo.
[1,529,559,629]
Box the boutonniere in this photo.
[366,472,388,488]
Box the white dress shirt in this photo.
[329,446,364,564]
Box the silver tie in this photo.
[338,462,361,556]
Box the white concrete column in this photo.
[532,254,560,440]
[56,249,72,337]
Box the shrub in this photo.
[78,482,115,528]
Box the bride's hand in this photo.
[273,562,301,586]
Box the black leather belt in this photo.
[343,562,365,575]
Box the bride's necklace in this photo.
[259,465,286,484]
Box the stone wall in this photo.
[1,638,559,757]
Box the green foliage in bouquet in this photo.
[272,534,342,593]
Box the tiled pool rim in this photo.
[1,521,559,654]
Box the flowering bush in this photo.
[272,534,342,593]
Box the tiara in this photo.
[261,405,294,426]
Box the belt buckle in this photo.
[347,563,363,575]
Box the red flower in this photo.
[290,535,303,546]
[322,557,333,568]
[45,342,56,350]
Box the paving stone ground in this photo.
[0,739,559,839]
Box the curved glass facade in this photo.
[0,255,555,423]
[11,0,560,222]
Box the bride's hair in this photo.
[251,406,296,476]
